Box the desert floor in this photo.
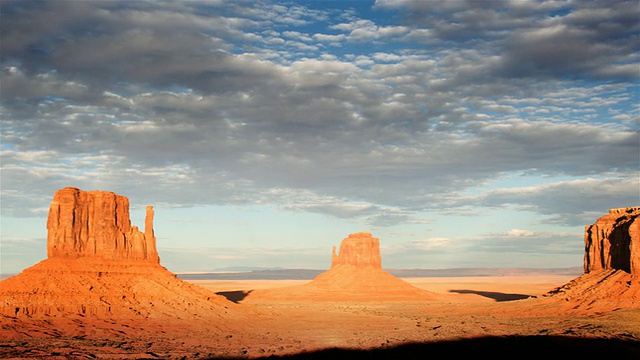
[2,274,640,359]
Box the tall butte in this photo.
[47,187,159,261]
[583,207,640,278]
[0,187,245,321]
[331,232,382,268]
[246,232,440,302]
[544,207,640,310]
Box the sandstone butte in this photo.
[0,187,249,321]
[245,232,441,302]
[1,186,638,318]
[542,207,640,311]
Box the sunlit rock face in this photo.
[47,187,159,262]
[547,207,640,311]
[584,207,640,278]
[331,232,382,269]
[246,232,440,302]
[0,187,240,319]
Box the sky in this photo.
[1,0,638,274]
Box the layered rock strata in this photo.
[47,187,159,262]
[0,187,238,320]
[584,207,640,278]
[543,207,640,310]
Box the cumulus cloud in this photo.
[381,227,583,268]
[462,176,639,226]
[1,0,637,232]
[377,0,639,81]
[158,245,331,271]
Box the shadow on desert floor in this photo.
[215,290,253,303]
[206,335,640,359]
[448,289,531,301]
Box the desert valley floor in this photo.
[1,191,637,359]
[2,274,639,359]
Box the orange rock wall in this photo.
[331,232,382,269]
[0,187,244,319]
[584,207,640,278]
[46,187,159,262]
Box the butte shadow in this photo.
[447,289,531,302]
[243,232,441,303]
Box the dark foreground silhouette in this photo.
[207,335,640,359]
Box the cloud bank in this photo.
[1,0,638,271]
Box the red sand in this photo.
[1,272,639,359]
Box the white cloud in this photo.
[505,229,536,237]
[1,0,637,271]
[312,33,346,44]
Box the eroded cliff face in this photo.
[46,187,159,262]
[584,207,640,278]
[0,187,240,319]
[331,232,382,269]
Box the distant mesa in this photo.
[544,207,640,310]
[245,232,440,302]
[0,187,241,320]
[331,232,382,268]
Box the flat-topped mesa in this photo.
[46,187,159,262]
[245,231,439,302]
[608,207,640,216]
[0,187,245,319]
[584,206,640,278]
[331,232,382,269]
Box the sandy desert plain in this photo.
[0,188,639,359]
[2,271,640,359]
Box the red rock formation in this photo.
[47,187,159,262]
[246,232,439,302]
[543,269,640,311]
[0,187,239,320]
[584,207,640,278]
[331,232,382,268]
[543,207,640,310]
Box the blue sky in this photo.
[1,0,638,274]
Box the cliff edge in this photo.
[544,207,640,310]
